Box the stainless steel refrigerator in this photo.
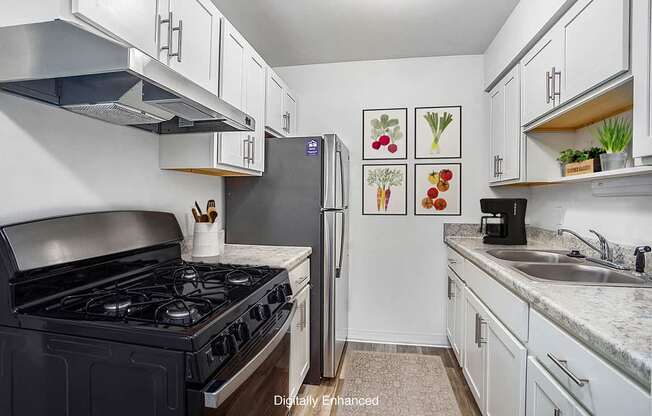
[224,134,350,384]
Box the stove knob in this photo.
[250,304,265,321]
[282,283,293,298]
[274,286,287,302]
[212,336,230,357]
[261,304,271,319]
[268,290,281,304]
[231,322,250,342]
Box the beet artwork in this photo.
[363,108,407,160]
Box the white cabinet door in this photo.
[167,0,220,93]
[527,357,589,416]
[463,289,486,411]
[484,310,526,416]
[220,19,246,110]
[246,50,267,172]
[453,276,465,367]
[284,91,298,136]
[446,274,456,348]
[72,0,163,59]
[266,71,285,136]
[488,83,505,183]
[521,30,562,125]
[290,284,310,398]
[633,0,652,161]
[559,0,629,104]
[501,66,521,181]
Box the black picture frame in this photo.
[414,105,462,159]
[413,163,462,216]
[362,108,408,160]
[362,163,408,216]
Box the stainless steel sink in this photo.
[486,249,580,264]
[512,263,648,286]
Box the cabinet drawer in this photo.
[289,258,310,293]
[527,356,588,416]
[447,247,464,279]
[464,260,529,342]
[529,309,650,415]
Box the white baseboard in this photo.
[347,329,449,347]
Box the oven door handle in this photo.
[204,302,296,408]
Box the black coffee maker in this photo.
[479,199,527,245]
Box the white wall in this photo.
[484,0,575,89]
[0,92,224,236]
[276,56,524,346]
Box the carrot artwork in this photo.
[366,167,404,212]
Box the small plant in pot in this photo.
[557,147,606,176]
[593,117,632,171]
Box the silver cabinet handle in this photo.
[493,155,497,177]
[242,137,248,165]
[551,67,561,104]
[474,313,487,347]
[547,353,589,387]
[287,112,291,133]
[159,12,172,55]
[447,277,452,299]
[250,137,255,164]
[169,17,183,62]
[497,157,503,176]
[448,258,457,264]
[546,70,552,103]
[553,409,561,416]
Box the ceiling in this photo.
[212,0,519,67]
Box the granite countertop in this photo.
[444,227,651,389]
[182,243,311,270]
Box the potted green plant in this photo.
[557,147,606,176]
[593,117,632,171]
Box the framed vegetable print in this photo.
[362,108,407,160]
[362,164,407,215]
[414,106,461,159]
[414,163,461,216]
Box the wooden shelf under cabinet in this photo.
[527,79,633,132]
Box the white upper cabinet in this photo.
[220,20,246,109]
[218,20,267,172]
[266,69,298,137]
[166,0,221,94]
[520,29,562,125]
[633,0,652,162]
[489,65,521,183]
[559,0,629,104]
[72,0,163,59]
[73,0,221,94]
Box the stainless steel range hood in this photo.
[0,20,254,134]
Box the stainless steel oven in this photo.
[188,302,296,416]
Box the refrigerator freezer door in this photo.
[323,134,350,209]
[322,209,349,378]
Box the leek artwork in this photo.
[414,106,461,159]
[362,164,407,215]
[424,111,453,154]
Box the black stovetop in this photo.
[37,260,279,327]
[17,260,290,351]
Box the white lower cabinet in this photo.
[462,287,527,416]
[484,308,526,416]
[527,357,588,416]
[446,270,464,364]
[289,283,310,399]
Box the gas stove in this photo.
[0,211,295,416]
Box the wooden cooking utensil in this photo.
[191,208,201,223]
[208,208,218,223]
[194,201,203,215]
[200,214,210,223]
[207,199,216,210]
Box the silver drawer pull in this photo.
[547,353,589,387]
[448,258,457,264]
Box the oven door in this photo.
[188,302,296,416]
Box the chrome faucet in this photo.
[557,228,626,270]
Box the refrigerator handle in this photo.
[336,211,345,279]
[336,148,346,209]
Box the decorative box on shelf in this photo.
[562,159,601,177]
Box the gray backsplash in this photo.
[444,223,651,271]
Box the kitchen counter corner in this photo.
[183,243,311,270]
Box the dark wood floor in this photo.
[290,341,481,416]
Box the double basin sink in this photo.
[485,249,649,287]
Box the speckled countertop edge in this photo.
[182,243,312,270]
[444,231,651,389]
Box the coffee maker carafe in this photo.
[479,199,527,245]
